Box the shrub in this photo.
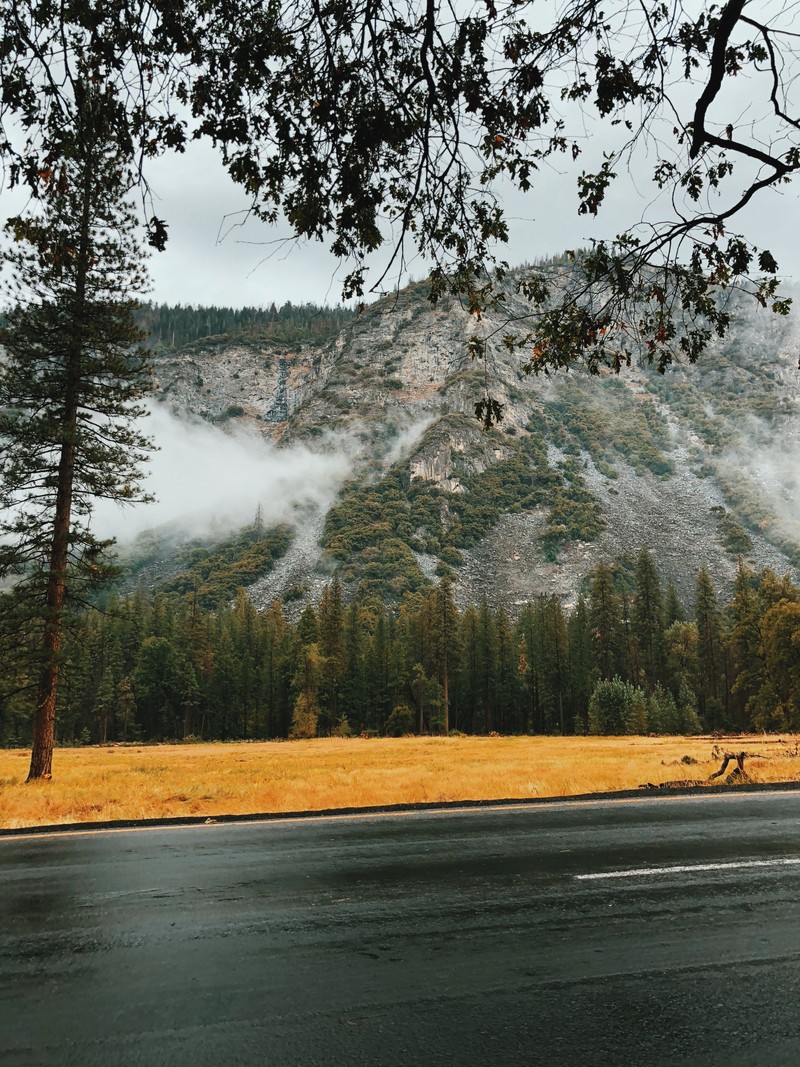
[439,545,464,567]
[331,715,354,738]
[588,677,636,735]
[290,693,319,739]
[384,704,415,736]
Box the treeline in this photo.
[133,301,354,350]
[3,550,800,745]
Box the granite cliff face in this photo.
[147,274,800,612]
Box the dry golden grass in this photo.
[2,735,800,830]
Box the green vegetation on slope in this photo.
[541,375,674,477]
[120,524,293,610]
[323,420,605,595]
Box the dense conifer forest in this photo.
[134,301,354,351]
[2,538,798,745]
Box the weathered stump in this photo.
[708,751,748,780]
[642,750,752,790]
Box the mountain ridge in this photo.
[141,268,800,612]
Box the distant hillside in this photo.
[135,265,800,614]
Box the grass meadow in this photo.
[2,735,800,830]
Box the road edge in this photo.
[3,779,800,838]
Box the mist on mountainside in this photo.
[89,401,354,542]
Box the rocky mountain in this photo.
[141,267,800,614]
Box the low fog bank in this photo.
[90,402,355,542]
[380,415,436,466]
[720,416,800,544]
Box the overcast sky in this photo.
[137,123,800,311]
[2,137,795,312]
[142,131,800,312]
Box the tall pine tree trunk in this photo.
[26,162,91,782]
[27,431,77,779]
[442,658,449,736]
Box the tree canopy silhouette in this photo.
[3,0,795,392]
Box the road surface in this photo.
[3,791,800,1065]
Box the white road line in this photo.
[577,857,800,880]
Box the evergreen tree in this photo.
[694,567,723,729]
[363,610,392,734]
[727,564,764,730]
[494,609,518,734]
[231,589,261,737]
[663,581,686,627]
[409,663,442,734]
[588,677,634,735]
[262,601,290,738]
[647,683,675,735]
[208,622,239,741]
[458,606,481,734]
[296,604,319,646]
[567,596,594,735]
[515,634,532,734]
[317,578,346,731]
[541,596,568,734]
[588,564,623,681]
[663,621,700,715]
[0,88,152,779]
[133,637,181,739]
[476,597,498,734]
[516,603,543,732]
[632,550,665,689]
[415,580,461,734]
[340,600,370,730]
[757,600,800,730]
[619,591,637,684]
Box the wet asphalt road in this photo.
[3,792,800,1066]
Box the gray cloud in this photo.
[90,402,354,542]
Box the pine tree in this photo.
[663,621,700,712]
[588,677,634,736]
[588,564,623,681]
[262,601,289,738]
[458,606,481,733]
[340,600,370,729]
[757,600,800,730]
[438,579,460,735]
[567,596,594,734]
[494,608,518,734]
[0,87,152,780]
[541,596,568,734]
[516,603,543,732]
[515,634,531,734]
[365,611,392,734]
[632,550,665,689]
[317,578,346,733]
[727,564,764,730]
[694,567,723,729]
[663,581,686,627]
